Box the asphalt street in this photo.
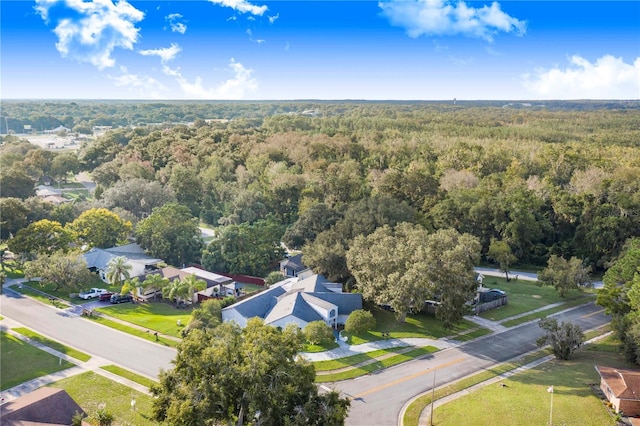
[334,302,610,426]
[1,285,609,426]
[0,289,175,379]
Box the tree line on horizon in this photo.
[2,102,640,329]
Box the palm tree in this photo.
[162,274,206,307]
[141,273,170,301]
[121,277,141,296]
[105,256,131,291]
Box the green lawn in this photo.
[315,346,438,383]
[303,341,340,352]
[1,261,24,278]
[12,285,71,308]
[345,304,480,345]
[312,347,409,371]
[1,332,75,390]
[48,371,157,425]
[430,335,629,426]
[12,327,91,362]
[15,278,106,304]
[501,295,596,327]
[100,365,158,389]
[94,302,193,338]
[86,315,179,348]
[478,277,591,321]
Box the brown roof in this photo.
[141,266,187,282]
[597,365,640,400]
[0,387,86,425]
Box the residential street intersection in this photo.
[1,276,610,425]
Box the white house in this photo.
[83,243,163,284]
[222,274,362,329]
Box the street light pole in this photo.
[430,368,437,426]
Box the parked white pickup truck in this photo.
[78,288,108,300]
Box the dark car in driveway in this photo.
[110,293,133,304]
[99,292,114,301]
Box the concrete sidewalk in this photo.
[301,337,454,362]
[0,313,153,404]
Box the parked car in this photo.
[98,292,114,301]
[78,288,108,300]
[110,293,133,304]
[478,288,507,303]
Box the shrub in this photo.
[304,321,334,345]
[94,408,114,426]
[344,309,376,334]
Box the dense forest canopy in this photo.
[1,99,639,134]
[2,101,640,279]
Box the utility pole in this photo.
[430,368,437,425]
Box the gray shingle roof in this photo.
[289,274,330,293]
[264,292,324,325]
[223,274,362,327]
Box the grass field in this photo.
[478,277,592,321]
[345,304,481,345]
[48,371,157,425]
[86,315,179,348]
[315,346,438,383]
[15,278,106,304]
[12,327,91,362]
[100,365,158,389]
[430,335,629,426]
[12,285,72,308]
[501,295,596,327]
[1,331,75,390]
[95,302,193,338]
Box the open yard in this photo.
[1,331,75,390]
[432,335,631,426]
[345,304,482,345]
[48,371,157,426]
[478,276,594,321]
[95,302,193,338]
[16,277,107,304]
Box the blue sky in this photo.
[1,0,639,100]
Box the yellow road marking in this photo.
[582,309,604,319]
[352,357,466,399]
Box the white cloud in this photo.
[208,0,267,16]
[433,40,447,52]
[166,13,187,34]
[163,59,258,99]
[108,68,167,98]
[34,0,144,69]
[379,0,525,42]
[268,13,279,24]
[523,55,640,99]
[139,43,181,63]
[246,29,265,44]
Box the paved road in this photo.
[333,302,609,426]
[474,267,604,289]
[2,284,608,426]
[0,289,175,379]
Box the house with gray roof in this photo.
[222,274,362,329]
[83,243,163,283]
[279,253,309,277]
